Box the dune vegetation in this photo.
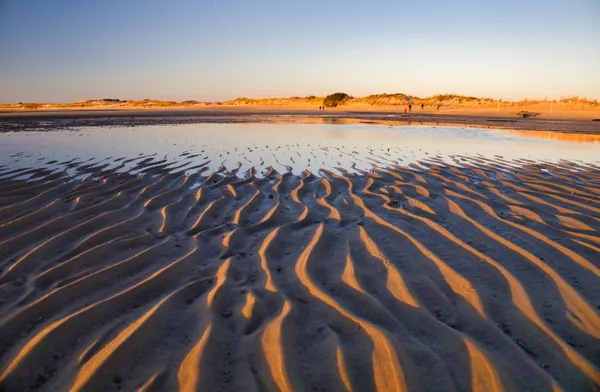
[1,94,598,111]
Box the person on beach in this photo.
[421,103,424,110]
[408,104,412,112]
[404,107,407,114]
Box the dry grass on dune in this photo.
[3,94,598,115]
[0,99,207,110]
[0,155,599,391]
[224,96,324,106]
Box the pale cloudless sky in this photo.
[0,0,598,103]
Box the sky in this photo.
[0,0,598,103]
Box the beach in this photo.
[2,105,600,135]
[2,0,599,388]
[0,119,599,391]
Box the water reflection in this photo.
[0,123,598,178]
[506,129,600,143]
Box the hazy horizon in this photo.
[2,92,599,106]
[1,0,598,103]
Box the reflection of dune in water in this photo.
[263,116,600,140]
[506,129,600,143]
[0,154,599,391]
[2,124,599,181]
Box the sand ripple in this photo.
[0,156,599,391]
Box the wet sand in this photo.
[1,108,600,135]
[0,152,599,391]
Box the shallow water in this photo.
[0,123,598,178]
[1,122,600,391]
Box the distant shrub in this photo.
[306,95,316,100]
[22,103,42,110]
[362,93,412,106]
[558,96,599,107]
[230,97,258,105]
[432,94,478,102]
[323,92,350,107]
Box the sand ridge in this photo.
[0,155,599,391]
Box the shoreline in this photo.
[1,107,600,134]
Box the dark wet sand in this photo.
[1,108,600,135]
[0,153,599,391]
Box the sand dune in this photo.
[0,155,599,391]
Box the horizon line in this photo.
[2,92,600,106]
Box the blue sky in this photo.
[0,0,598,103]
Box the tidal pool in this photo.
[1,123,598,178]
